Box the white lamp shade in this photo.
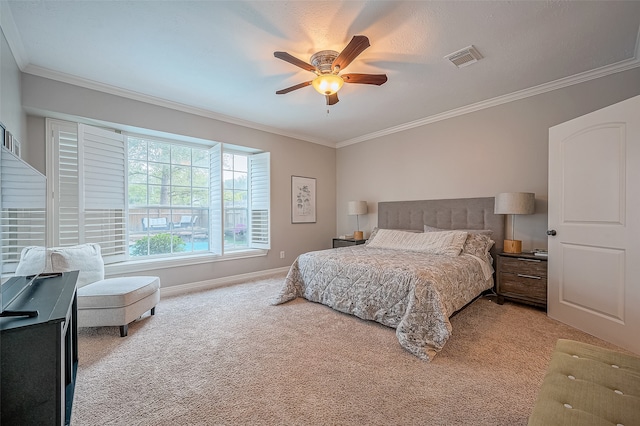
[348,201,368,215]
[494,192,535,215]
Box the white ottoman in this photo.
[77,276,160,337]
[16,244,161,337]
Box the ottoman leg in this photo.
[120,324,128,337]
[151,307,156,316]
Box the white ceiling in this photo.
[3,1,640,147]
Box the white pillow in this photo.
[366,227,422,244]
[15,246,53,276]
[366,229,468,256]
[50,243,105,287]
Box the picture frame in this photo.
[3,127,12,152]
[291,175,316,223]
[11,138,20,158]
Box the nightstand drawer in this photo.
[499,256,547,278]
[499,273,547,302]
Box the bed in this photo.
[273,197,505,361]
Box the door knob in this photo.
[547,230,557,236]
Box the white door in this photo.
[548,95,640,355]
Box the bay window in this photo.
[47,119,270,265]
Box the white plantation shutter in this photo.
[81,125,126,209]
[1,146,47,274]
[1,148,47,210]
[209,143,222,255]
[249,152,270,249]
[49,120,126,263]
[78,124,126,261]
[51,121,80,246]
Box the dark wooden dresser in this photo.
[1,271,79,425]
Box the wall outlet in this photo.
[280,251,285,259]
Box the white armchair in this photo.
[16,244,160,337]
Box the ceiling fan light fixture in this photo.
[311,74,344,95]
[275,36,386,104]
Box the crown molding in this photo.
[0,2,28,69]
[22,64,337,148]
[6,6,639,151]
[23,55,640,151]
[336,56,640,148]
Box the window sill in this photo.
[104,249,268,276]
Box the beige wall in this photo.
[21,74,336,288]
[0,28,25,144]
[336,67,640,252]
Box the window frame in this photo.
[223,150,250,251]
[125,134,213,259]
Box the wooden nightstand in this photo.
[332,238,366,248]
[496,252,548,309]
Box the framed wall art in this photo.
[2,126,12,152]
[291,175,316,223]
[11,137,20,158]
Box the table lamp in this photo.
[494,192,535,253]
[348,201,368,240]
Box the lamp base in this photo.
[353,231,364,241]
[503,239,523,254]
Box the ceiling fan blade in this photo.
[326,93,339,105]
[274,51,316,72]
[342,73,388,86]
[276,81,312,95]
[332,35,370,72]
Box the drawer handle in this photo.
[517,274,541,280]
[518,258,541,263]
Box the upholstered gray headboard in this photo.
[377,197,505,254]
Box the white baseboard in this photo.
[159,266,290,298]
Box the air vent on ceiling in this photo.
[444,45,483,68]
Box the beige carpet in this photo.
[71,273,621,425]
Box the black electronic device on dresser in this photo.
[1,271,79,426]
[332,238,366,248]
[496,252,548,309]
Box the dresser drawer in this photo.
[499,256,547,278]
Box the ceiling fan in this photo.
[274,35,388,105]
